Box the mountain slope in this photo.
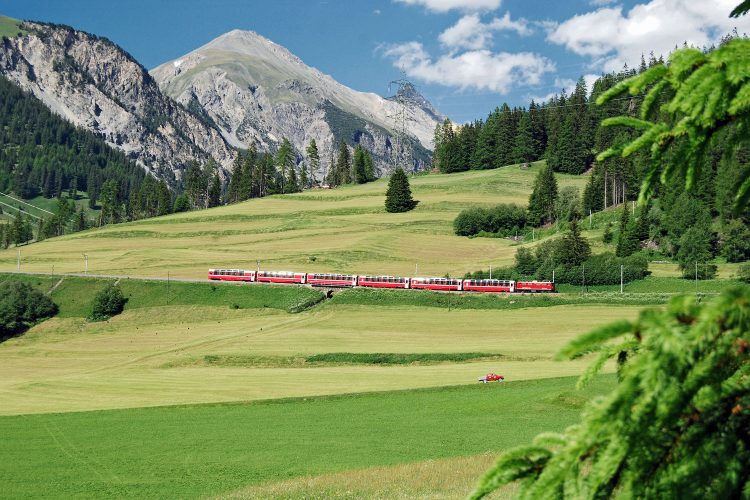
[0,21,235,182]
[150,30,444,176]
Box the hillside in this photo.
[150,29,442,175]
[0,162,587,277]
[0,19,235,178]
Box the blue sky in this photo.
[2,0,747,122]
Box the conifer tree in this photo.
[385,168,417,213]
[184,160,207,209]
[305,139,320,188]
[615,204,633,257]
[472,110,498,170]
[493,103,517,168]
[74,205,88,231]
[227,153,244,203]
[239,147,256,200]
[527,163,558,226]
[276,138,296,194]
[156,180,171,216]
[335,140,351,185]
[512,111,536,164]
[208,172,222,208]
[364,150,375,182]
[432,122,445,171]
[555,219,591,266]
[353,145,367,184]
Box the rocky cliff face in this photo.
[150,30,444,178]
[0,22,235,183]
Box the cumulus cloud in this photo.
[548,0,750,72]
[439,13,531,51]
[394,0,502,13]
[382,41,554,93]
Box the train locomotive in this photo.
[207,269,555,294]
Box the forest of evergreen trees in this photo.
[0,76,148,211]
[448,47,750,280]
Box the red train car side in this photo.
[208,269,255,282]
[515,281,555,293]
[410,277,463,291]
[306,273,357,287]
[256,271,307,284]
[462,279,515,293]
[357,276,410,289]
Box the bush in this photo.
[89,283,127,321]
[173,193,190,213]
[738,263,750,283]
[552,253,650,286]
[0,280,58,339]
[454,204,527,236]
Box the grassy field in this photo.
[0,273,643,415]
[0,375,615,498]
[0,163,736,497]
[0,162,589,278]
[0,15,25,38]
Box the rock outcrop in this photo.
[0,22,235,183]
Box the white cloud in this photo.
[394,0,502,13]
[373,9,382,15]
[438,13,530,51]
[548,0,750,72]
[382,41,554,93]
[590,0,617,5]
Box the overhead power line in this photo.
[0,200,42,220]
[0,192,54,215]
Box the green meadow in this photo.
[0,165,741,498]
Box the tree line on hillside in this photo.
[0,70,385,242]
[452,34,750,281]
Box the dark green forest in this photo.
[446,47,750,281]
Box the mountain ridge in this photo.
[151,29,443,177]
[0,20,235,183]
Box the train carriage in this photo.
[306,273,357,287]
[208,269,255,282]
[255,271,307,284]
[410,277,463,291]
[515,280,555,293]
[462,279,515,293]
[357,275,410,289]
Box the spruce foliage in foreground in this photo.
[385,168,417,213]
[472,288,750,499]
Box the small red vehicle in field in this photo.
[478,373,505,383]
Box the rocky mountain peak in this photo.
[388,82,443,122]
[152,30,445,178]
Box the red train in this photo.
[207,269,555,294]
